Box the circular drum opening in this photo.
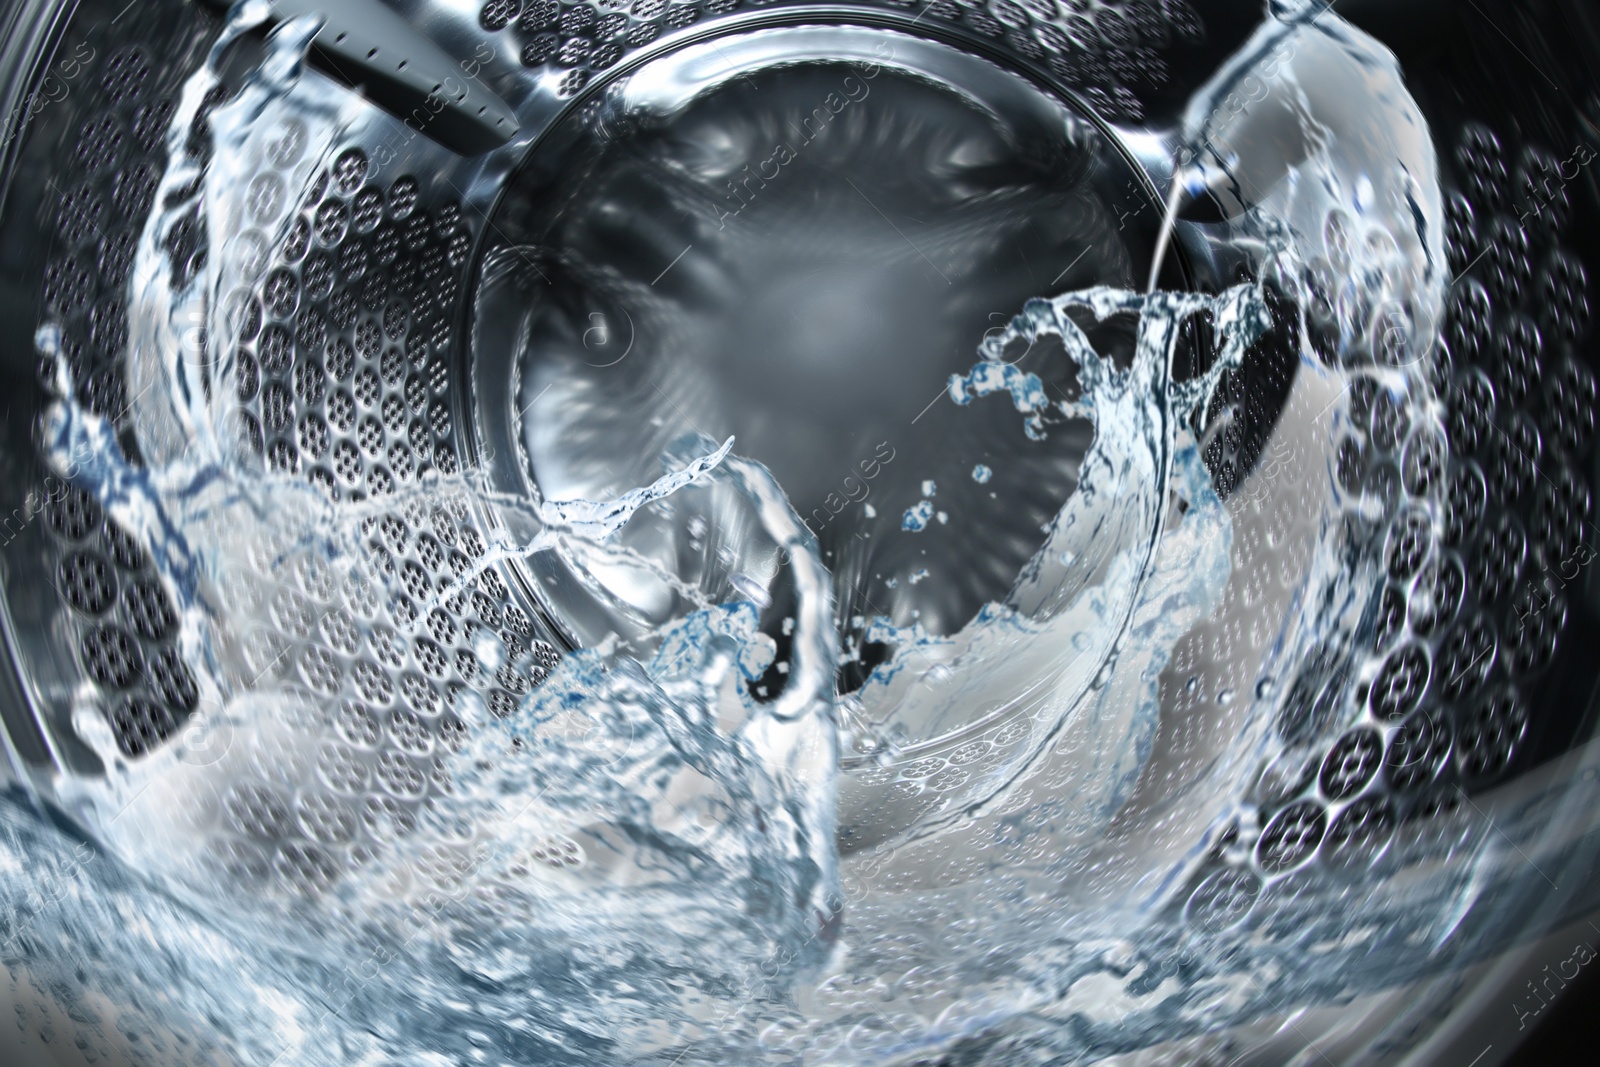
[470,27,1176,809]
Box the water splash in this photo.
[1,4,1594,1066]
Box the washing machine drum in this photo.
[0,1,1596,1064]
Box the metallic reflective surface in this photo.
[474,25,1168,677]
[0,0,1596,1064]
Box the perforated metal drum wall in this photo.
[0,0,1597,1064]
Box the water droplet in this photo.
[475,628,506,672]
[731,573,770,608]
[1355,174,1375,212]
